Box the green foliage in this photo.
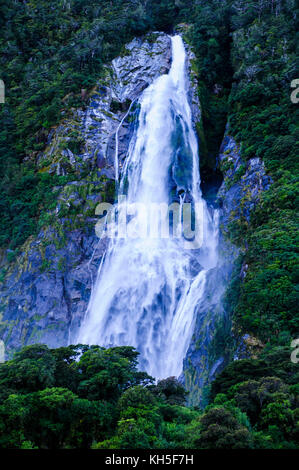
[0,344,197,449]
[146,0,179,32]
[0,158,72,249]
[76,345,152,401]
[150,376,188,405]
[0,0,154,153]
[211,346,299,398]
[194,406,253,449]
[233,174,299,339]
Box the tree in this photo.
[76,346,153,401]
[0,344,56,398]
[146,0,179,32]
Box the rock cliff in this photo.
[0,32,271,408]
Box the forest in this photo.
[0,0,298,449]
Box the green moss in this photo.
[40,259,52,273]
[225,163,246,190]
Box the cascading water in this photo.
[77,36,219,379]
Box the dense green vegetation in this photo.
[224,0,298,343]
[0,344,297,449]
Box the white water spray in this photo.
[77,36,219,379]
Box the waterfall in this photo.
[77,36,219,380]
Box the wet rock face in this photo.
[0,33,172,357]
